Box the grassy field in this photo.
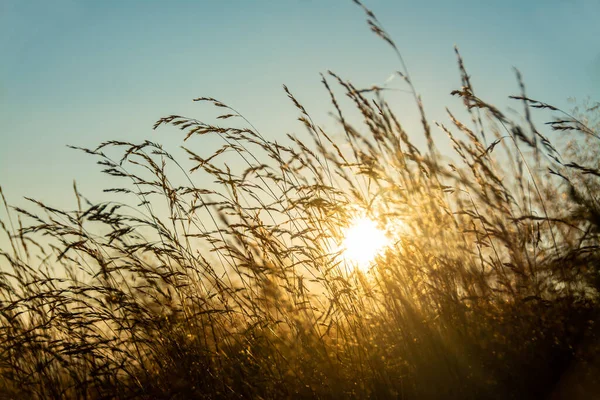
[2,2,600,399]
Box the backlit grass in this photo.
[1,2,600,399]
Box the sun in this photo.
[340,217,389,269]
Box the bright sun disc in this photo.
[341,217,389,268]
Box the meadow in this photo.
[1,2,600,399]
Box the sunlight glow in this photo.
[341,217,389,269]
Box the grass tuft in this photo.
[2,3,600,399]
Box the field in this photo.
[1,2,600,399]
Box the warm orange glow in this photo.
[341,217,389,269]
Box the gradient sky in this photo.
[1,0,599,212]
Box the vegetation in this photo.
[2,2,600,398]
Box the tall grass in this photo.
[2,2,600,399]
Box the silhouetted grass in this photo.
[1,2,600,399]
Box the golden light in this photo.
[340,217,390,269]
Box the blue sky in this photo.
[1,0,599,211]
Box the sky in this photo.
[1,0,599,213]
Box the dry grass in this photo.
[2,2,600,399]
